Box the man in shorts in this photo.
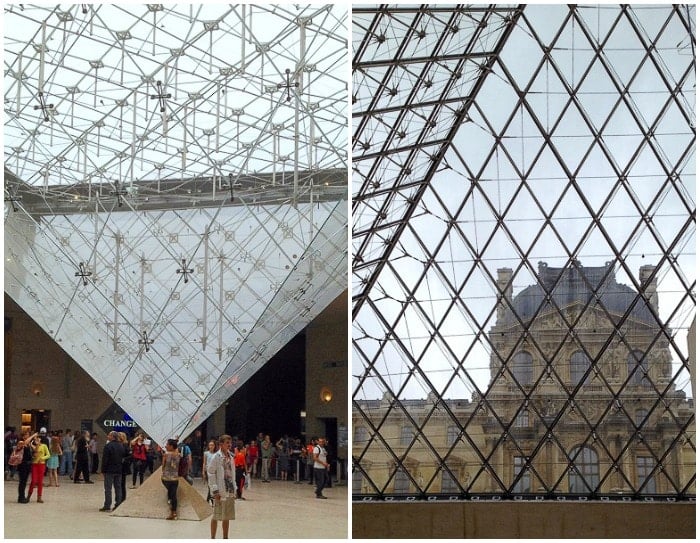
[207,434,236,539]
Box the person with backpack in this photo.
[313,436,330,499]
[177,439,193,485]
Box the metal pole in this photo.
[294,458,302,484]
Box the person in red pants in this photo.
[27,434,50,502]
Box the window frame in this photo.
[568,445,600,493]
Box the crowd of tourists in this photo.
[5,425,336,526]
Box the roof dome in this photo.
[501,261,656,327]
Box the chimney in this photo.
[639,265,658,313]
[497,268,513,320]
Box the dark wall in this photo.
[223,332,306,442]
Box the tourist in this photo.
[117,432,131,503]
[99,431,125,512]
[233,440,247,499]
[89,433,100,473]
[177,438,193,484]
[161,438,181,520]
[16,431,36,503]
[130,433,147,488]
[208,434,236,538]
[47,435,62,487]
[313,436,330,499]
[60,429,73,477]
[203,439,218,504]
[5,426,18,480]
[73,430,94,484]
[246,440,258,479]
[260,435,272,483]
[276,437,290,481]
[191,430,204,478]
[305,438,316,484]
[27,434,50,502]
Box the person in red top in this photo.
[246,440,259,479]
[233,440,247,500]
[130,433,148,488]
[305,439,316,484]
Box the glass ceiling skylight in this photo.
[5,4,347,197]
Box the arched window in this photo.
[568,445,599,493]
[628,350,649,385]
[512,351,533,385]
[570,351,591,385]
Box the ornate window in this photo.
[568,446,599,493]
[512,351,533,385]
[570,351,591,385]
[515,408,530,428]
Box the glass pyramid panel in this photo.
[352,4,695,501]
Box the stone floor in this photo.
[4,473,348,539]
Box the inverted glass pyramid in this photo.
[4,4,348,444]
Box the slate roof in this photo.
[501,261,656,327]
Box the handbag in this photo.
[8,447,23,466]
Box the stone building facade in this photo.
[353,262,695,497]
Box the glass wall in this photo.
[352,4,695,500]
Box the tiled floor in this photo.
[4,473,348,539]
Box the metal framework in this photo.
[352,4,695,501]
[4,4,348,444]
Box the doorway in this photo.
[20,409,50,435]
